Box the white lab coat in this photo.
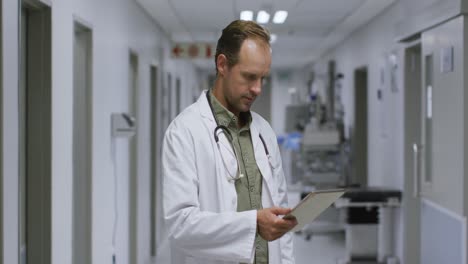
[156,91,294,264]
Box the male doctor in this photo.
[158,20,297,264]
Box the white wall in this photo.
[0,0,201,264]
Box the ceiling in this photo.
[136,0,396,70]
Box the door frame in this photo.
[72,18,93,264]
[128,50,139,264]
[2,0,21,263]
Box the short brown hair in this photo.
[215,20,270,74]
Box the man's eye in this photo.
[247,75,256,81]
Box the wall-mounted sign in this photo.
[440,46,454,73]
[171,43,215,59]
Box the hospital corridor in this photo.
[1,0,468,263]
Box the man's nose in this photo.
[250,79,262,96]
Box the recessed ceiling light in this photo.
[273,10,288,24]
[240,10,253,21]
[256,10,270,24]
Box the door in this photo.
[167,73,172,124]
[418,17,466,264]
[19,3,52,264]
[403,41,422,264]
[149,65,158,256]
[353,67,368,187]
[405,17,467,264]
[175,77,181,115]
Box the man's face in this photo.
[217,38,271,117]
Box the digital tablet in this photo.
[284,189,346,232]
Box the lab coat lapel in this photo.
[198,90,235,158]
[250,122,275,203]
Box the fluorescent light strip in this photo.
[240,10,253,21]
[273,10,288,24]
[256,10,270,24]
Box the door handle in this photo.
[412,143,422,198]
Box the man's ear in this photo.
[216,54,228,76]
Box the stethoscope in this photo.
[206,91,278,182]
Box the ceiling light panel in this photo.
[273,11,288,24]
[256,10,270,24]
[240,10,253,21]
